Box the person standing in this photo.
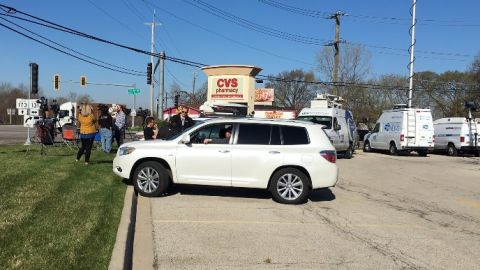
[76,103,97,165]
[113,105,126,148]
[98,106,113,153]
[143,116,158,140]
[169,106,194,134]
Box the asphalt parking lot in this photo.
[141,151,480,269]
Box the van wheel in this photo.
[363,141,372,152]
[344,145,353,159]
[447,144,457,156]
[133,161,170,197]
[389,143,398,155]
[270,168,310,204]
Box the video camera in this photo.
[50,99,60,117]
[465,101,478,112]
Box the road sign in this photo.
[16,98,39,109]
[7,108,16,115]
[128,88,141,95]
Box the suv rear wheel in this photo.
[133,161,170,197]
[270,168,310,204]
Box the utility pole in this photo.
[145,10,161,117]
[192,72,197,97]
[329,11,345,96]
[157,51,165,121]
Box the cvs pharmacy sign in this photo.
[209,76,244,100]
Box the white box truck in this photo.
[433,117,479,156]
[363,105,434,156]
[297,94,358,159]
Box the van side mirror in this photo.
[334,124,341,131]
[180,134,191,144]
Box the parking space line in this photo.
[153,219,427,229]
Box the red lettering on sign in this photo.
[216,78,238,88]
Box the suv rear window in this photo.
[282,126,309,145]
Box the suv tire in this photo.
[270,168,310,204]
[133,161,170,197]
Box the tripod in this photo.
[35,119,56,155]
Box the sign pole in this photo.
[132,86,136,128]
[25,64,32,145]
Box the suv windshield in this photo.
[297,116,332,129]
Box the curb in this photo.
[133,196,155,270]
[109,186,136,270]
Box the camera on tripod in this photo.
[50,99,60,118]
[37,97,49,118]
[465,101,478,112]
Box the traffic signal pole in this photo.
[145,11,161,117]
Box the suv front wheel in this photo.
[270,168,310,204]
[133,161,170,197]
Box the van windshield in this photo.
[297,116,332,129]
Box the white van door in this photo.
[369,123,382,149]
[415,111,434,147]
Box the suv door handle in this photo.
[269,151,281,154]
[218,150,230,153]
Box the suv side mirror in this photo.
[180,134,191,144]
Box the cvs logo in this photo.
[217,78,238,88]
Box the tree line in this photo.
[1,45,479,126]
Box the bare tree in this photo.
[265,69,317,114]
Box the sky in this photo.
[1,0,479,110]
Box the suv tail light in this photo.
[320,150,337,163]
[460,136,465,143]
[400,134,405,142]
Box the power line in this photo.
[144,0,315,66]
[183,0,330,46]
[259,0,480,27]
[0,19,145,76]
[0,17,145,75]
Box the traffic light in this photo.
[53,74,60,91]
[30,63,39,94]
[147,63,152,85]
[80,76,87,86]
[174,94,179,108]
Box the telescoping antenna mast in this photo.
[407,0,417,108]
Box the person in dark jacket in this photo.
[143,117,158,140]
[169,106,194,134]
[98,106,113,153]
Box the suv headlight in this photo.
[119,146,135,156]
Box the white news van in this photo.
[363,105,434,156]
[297,94,358,159]
[433,117,479,156]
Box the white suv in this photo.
[113,118,338,204]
